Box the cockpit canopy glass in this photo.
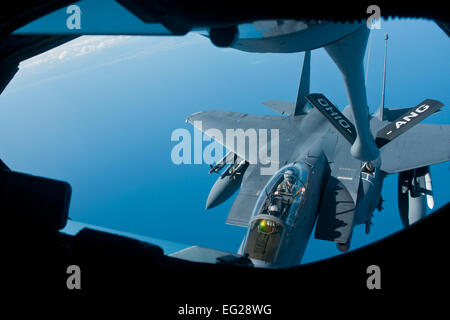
[251,163,308,228]
[243,163,308,264]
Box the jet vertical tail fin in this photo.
[261,50,311,116]
[306,93,357,145]
[375,99,443,148]
[294,50,311,115]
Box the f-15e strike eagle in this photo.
[4,6,449,267]
[171,24,450,267]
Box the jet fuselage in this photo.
[237,107,385,267]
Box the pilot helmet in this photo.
[283,169,295,182]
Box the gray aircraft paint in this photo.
[183,91,449,267]
[233,21,362,53]
[173,21,449,267]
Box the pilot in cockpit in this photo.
[274,169,297,196]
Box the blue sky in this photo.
[0,19,448,263]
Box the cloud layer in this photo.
[20,35,133,69]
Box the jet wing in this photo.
[380,124,450,174]
[187,110,300,166]
[170,245,238,263]
[187,110,305,227]
[169,245,253,266]
[225,164,271,227]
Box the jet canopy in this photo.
[243,163,308,264]
[252,163,307,227]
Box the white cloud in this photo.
[6,33,208,95]
[20,35,132,69]
[19,34,208,70]
[58,50,68,60]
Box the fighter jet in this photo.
[171,30,450,268]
